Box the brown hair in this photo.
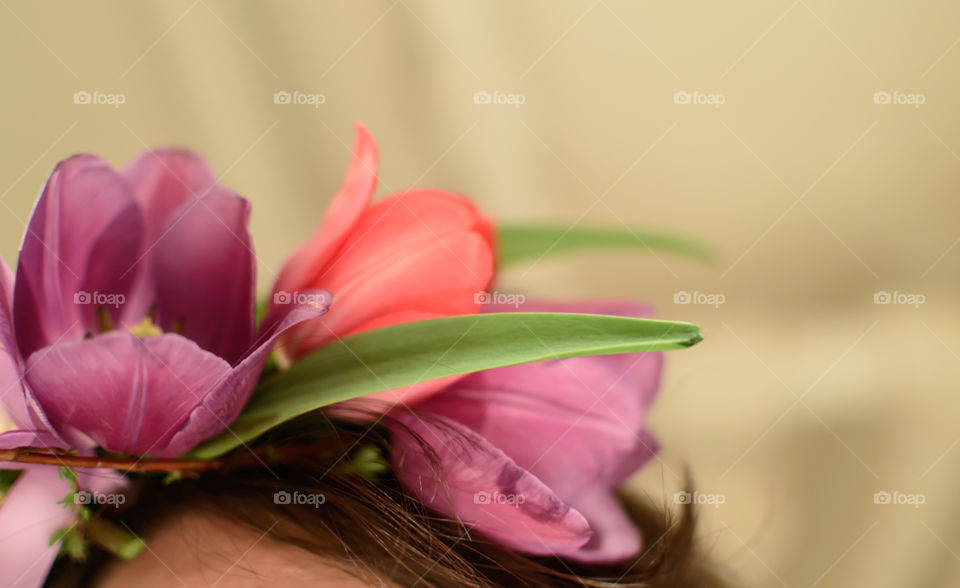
[49,413,727,588]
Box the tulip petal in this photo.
[14,155,143,357]
[0,256,27,427]
[0,255,13,323]
[389,411,592,557]
[123,148,218,243]
[0,430,66,451]
[0,466,73,588]
[423,353,661,495]
[121,149,219,322]
[24,332,233,457]
[0,259,55,439]
[568,486,641,563]
[281,190,494,358]
[150,189,255,364]
[274,123,379,296]
[164,294,330,456]
[409,300,662,561]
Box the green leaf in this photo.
[191,312,701,459]
[49,526,71,547]
[57,465,79,488]
[0,469,22,498]
[497,225,712,266]
[86,518,145,560]
[340,446,388,480]
[53,526,87,562]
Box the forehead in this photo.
[96,510,387,587]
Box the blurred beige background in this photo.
[1,1,959,586]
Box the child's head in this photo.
[58,415,725,588]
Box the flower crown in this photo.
[0,124,705,586]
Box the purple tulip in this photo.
[0,149,329,588]
[389,301,662,563]
[0,150,330,459]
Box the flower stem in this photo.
[0,447,221,473]
[86,517,146,560]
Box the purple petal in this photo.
[0,430,66,451]
[0,255,27,427]
[76,466,129,496]
[389,411,592,557]
[14,155,143,357]
[422,352,661,500]
[163,293,331,456]
[123,148,218,244]
[0,466,73,588]
[568,431,659,563]
[0,255,12,313]
[568,486,642,563]
[412,299,663,561]
[24,332,232,457]
[120,149,218,322]
[21,293,328,459]
[149,189,255,364]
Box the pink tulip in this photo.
[0,150,329,458]
[0,149,331,588]
[390,301,662,563]
[0,463,127,588]
[271,124,495,405]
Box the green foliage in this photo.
[497,225,712,266]
[192,312,701,458]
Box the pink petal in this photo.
[409,299,662,561]
[273,123,379,297]
[567,486,642,563]
[0,255,27,427]
[0,255,12,315]
[23,332,232,457]
[121,148,219,322]
[149,189,255,364]
[280,190,494,359]
[0,466,73,588]
[0,430,66,451]
[163,294,330,456]
[423,352,661,499]
[21,293,328,459]
[123,148,218,244]
[389,411,592,557]
[0,463,124,588]
[14,155,143,357]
